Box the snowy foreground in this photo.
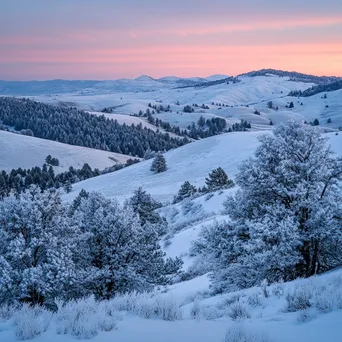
[0,242,341,342]
[1,130,342,341]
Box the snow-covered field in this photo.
[0,130,132,173]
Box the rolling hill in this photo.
[0,130,133,173]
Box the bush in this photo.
[297,308,316,323]
[284,285,312,312]
[14,305,52,341]
[55,297,117,339]
[190,299,201,320]
[110,293,182,321]
[228,302,251,321]
[224,325,272,342]
[247,293,263,307]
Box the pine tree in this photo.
[199,122,342,292]
[126,187,167,235]
[0,188,81,305]
[205,167,234,192]
[173,181,197,203]
[150,153,167,173]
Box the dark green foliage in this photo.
[127,187,167,235]
[45,155,60,166]
[312,118,320,126]
[0,97,188,158]
[0,159,139,199]
[173,181,197,203]
[205,167,234,192]
[289,80,342,97]
[183,105,195,113]
[242,69,339,85]
[150,153,167,173]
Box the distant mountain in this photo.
[205,74,230,81]
[0,80,98,96]
[1,69,341,96]
[239,69,340,85]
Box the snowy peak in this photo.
[134,75,156,82]
[205,74,230,81]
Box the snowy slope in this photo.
[0,130,132,173]
[64,131,263,203]
[64,131,342,204]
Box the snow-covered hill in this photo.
[17,73,340,131]
[64,131,342,202]
[0,130,132,173]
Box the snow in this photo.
[18,74,341,132]
[64,131,263,203]
[1,74,342,341]
[0,130,132,173]
[1,270,342,342]
[64,131,342,203]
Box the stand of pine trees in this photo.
[0,97,189,158]
[0,158,140,199]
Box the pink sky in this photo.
[1,1,342,80]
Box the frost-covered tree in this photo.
[205,167,234,192]
[196,122,342,292]
[0,187,81,306]
[73,192,179,298]
[126,187,167,235]
[150,153,167,173]
[173,181,197,203]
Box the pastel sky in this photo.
[1,0,342,80]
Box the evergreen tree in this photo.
[205,167,234,192]
[0,188,81,305]
[150,153,167,173]
[126,187,167,235]
[173,181,197,203]
[312,118,320,126]
[196,122,342,293]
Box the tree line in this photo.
[0,157,139,199]
[0,97,189,158]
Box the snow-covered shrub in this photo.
[205,193,214,201]
[190,299,201,320]
[0,304,18,321]
[297,308,316,323]
[219,295,242,308]
[247,293,263,307]
[271,282,284,298]
[181,198,204,216]
[224,325,272,342]
[111,293,182,321]
[55,296,117,339]
[260,279,269,298]
[135,296,182,321]
[284,285,313,312]
[14,305,52,340]
[314,291,334,313]
[228,302,251,321]
[200,306,224,320]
